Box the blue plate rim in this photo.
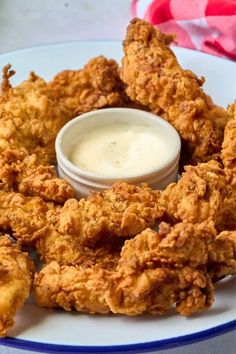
[0,319,235,353]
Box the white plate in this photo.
[0,42,235,353]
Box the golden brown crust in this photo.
[34,221,236,316]
[121,18,229,164]
[0,235,34,336]
[221,101,236,169]
[49,56,131,115]
[160,160,226,225]
[0,148,75,203]
[0,65,72,165]
[58,182,163,245]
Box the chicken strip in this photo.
[219,102,236,230]
[0,65,72,165]
[121,18,229,164]
[49,56,132,116]
[117,223,236,281]
[34,262,111,313]
[35,226,122,270]
[34,260,213,317]
[0,235,34,336]
[0,189,49,244]
[36,222,236,316]
[0,189,121,269]
[0,182,162,265]
[0,148,75,203]
[208,230,236,281]
[159,160,226,225]
[108,222,236,316]
[221,101,236,169]
[57,182,164,245]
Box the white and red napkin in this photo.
[132,0,236,60]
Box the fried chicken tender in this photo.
[35,221,236,316]
[160,160,226,225]
[121,19,229,164]
[36,229,121,270]
[219,102,236,230]
[117,223,236,280]
[34,262,111,313]
[221,101,236,169]
[0,148,75,203]
[58,182,163,245]
[216,169,236,231]
[34,260,214,316]
[208,230,236,281]
[0,235,34,336]
[49,56,131,116]
[0,189,121,269]
[0,182,163,267]
[0,65,72,165]
[0,189,49,244]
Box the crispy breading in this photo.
[49,56,131,116]
[221,101,236,169]
[0,189,121,269]
[0,182,162,266]
[0,65,72,165]
[160,160,226,225]
[36,222,236,316]
[216,170,236,231]
[117,223,236,280]
[0,235,34,336]
[219,102,236,230]
[34,260,214,317]
[0,148,75,203]
[58,182,163,245]
[0,189,49,244]
[34,261,111,313]
[227,100,236,120]
[121,19,229,164]
[36,227,122,270]
[208,230,236,280]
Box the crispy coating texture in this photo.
[36,229,121,270]
[160,160,226,225]
[0,65,72,165]
[0,189,49,243]
[208,230,236,281]
[49,56,133,116]
[216,169,236,231]
[219,102,236,230]
[221,101,236,169]
[0,148,75,203]
[0,182,163,266]
[0,187,125,269]
[34,262,111,313]
[121,19,229,164]
[0,235,34,336]
[117,223,236,282]
[58,182,163,245]
[34,260,214,316]
[34,221,236,316]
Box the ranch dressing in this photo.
[69,123,170,177]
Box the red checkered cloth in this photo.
[132,0,236,60]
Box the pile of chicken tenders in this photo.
[0,19,235,336]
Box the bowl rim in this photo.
[55,107,181,182]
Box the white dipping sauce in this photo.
[69,123,170,177]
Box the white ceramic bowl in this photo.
[56,108,181,197]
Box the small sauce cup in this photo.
[56,108,181,197]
